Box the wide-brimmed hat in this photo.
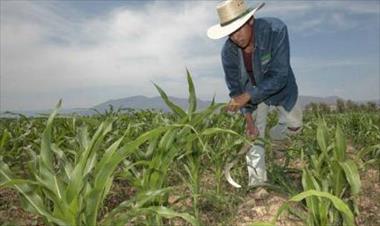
[207,1,265,40]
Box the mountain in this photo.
[92,95,212,113]
[0,96,214,117]
[1,95,379,117]
[93,95,379,112]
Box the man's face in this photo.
[229,22,252,49]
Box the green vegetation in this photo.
[1,72,379,225]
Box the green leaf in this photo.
[201,128,241,137]
[301,169,320,222]
[78,125,90,151]
[158,129,176,150]
[186,68,197,115]
[66,120,113,205]
[86,120,156,225]
[85,138,124,226]
[40,99,62,172]
[210,94,216,106]
[85,126,168,224]
[289,190,355,226]
[0,160,68,225]
[142,206,198,226]
[339,160,361,195]
[331,162,345,197]
[94,138,123,177]
[0,129,11,153]
[153,83,187,118]
[0,179,39,187]
[102,187,173,224]
[316,119,328,154]
[191,103,223,126]
[335,125,346,161]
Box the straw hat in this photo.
[207,1,265,40]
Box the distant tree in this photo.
[336,98,345,113]
[359,103,367,112]
[311,102,319,113]
[318,102,331,114]
[304,103,313,112]
[365,101,377,112]
[346,100,359,112]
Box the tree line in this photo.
[304,99,379,113]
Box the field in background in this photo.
[1,74,379,226]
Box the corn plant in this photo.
[0,100,199,225]
[151,70,217,221]
[2,70,378,225]
[151,69,254,222]
[0,117,44,170]
[252,119,360,226]
[115,127,186,225]
[298,120,361,225]
[252,189,356,226]
[355,144,380,177]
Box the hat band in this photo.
[220,8,253,27]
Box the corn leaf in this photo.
[339,160,361,195]
[335,125,346,161]
[0,129,11,153]
[201,128,241,137]
[186,68,197,115]
[153,83,187,118]
[40,99,62,173]
[316,119,328,154]
[250,223,275,226]
[0,160,68,225]
[301,169,320,223]
[289,190,355,226]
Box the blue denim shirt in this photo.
[221,17,298,113]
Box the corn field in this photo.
[1,73,379,226]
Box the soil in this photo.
[0,188,44,226]
[231,168,380,226]
[356,169,380,226]
[1,164,379,226]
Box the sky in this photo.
[0,0,379,111]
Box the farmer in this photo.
[207,0,303,187]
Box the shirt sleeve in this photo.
[246,24,290,104]
[221,41,244,98]
[222,41,258,115]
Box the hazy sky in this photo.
[1,0,379,111]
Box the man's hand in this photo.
[246,121,259,140]
[245,113,259,140]
[227,92,251,112]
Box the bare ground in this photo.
[356,169,380,226]
[0,166,379,225]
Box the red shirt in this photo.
[243,51,256,86]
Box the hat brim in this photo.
[207,2,265,40]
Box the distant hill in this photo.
[92,95,212,113]
[1,95,379,117]
[92,95,379,112]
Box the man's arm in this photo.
[221,41,244,98]
[245,112,259,139]
[222,41,257,114]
